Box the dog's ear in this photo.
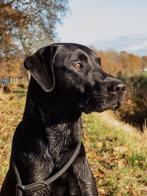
[24,46,57,92]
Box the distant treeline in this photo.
[96,50,147,76]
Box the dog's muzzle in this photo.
[80,79,125,113]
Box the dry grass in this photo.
[83,112,147,195]
[96,111,147,145]
[0,90,25,186]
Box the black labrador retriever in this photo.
[1,43,125,196]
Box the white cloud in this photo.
[122,42,147,51]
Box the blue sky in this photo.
[56,0,147,45]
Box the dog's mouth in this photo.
[79,93,123,114]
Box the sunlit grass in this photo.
[0,89,25,185]
[83,112,147,195]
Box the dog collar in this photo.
[13,142,81,196]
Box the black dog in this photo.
[1,43,125,196]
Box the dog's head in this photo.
[24,43,125,114]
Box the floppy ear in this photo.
[24,46,56,92]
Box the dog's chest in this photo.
[45,120,82,165]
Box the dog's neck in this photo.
[23,79,82,129]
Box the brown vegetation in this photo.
[96,50,144,76]
[117,73,147,130]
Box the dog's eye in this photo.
[73,63,83,70]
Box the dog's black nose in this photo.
[108,82,125,93]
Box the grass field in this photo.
[142,72,147,77]
[0,88,147,195]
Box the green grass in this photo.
[83,113,147,195]
[141,72,147,78]
[0,89,147,195]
